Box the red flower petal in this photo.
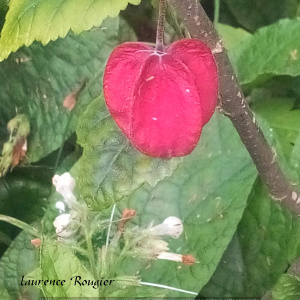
[103,39,218,158]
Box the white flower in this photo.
[53,214,73,238]
[157,251,182,262]
[157,252,196,265]
[52,172,76,207]
[150,216,183,238]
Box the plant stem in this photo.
[0,214,40,237]
[169,0,300,215]
[85,229,97,278]
[105,204,116,251]
[214,0,220,27]
[156,0,167,52]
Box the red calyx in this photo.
[103,39,218,158]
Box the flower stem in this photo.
[156,0,167,53]
[105,204,116,252]
[85,229,97,278]
[0,214,40,237]
[214,0,220,27]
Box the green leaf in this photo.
[200,233,246,297]
[94,112,257,295]
[222,0,299,32]
[0,167,51,220]
[201,106,300,297]
[0,0,8,32]
[272,274,300,300]
[200,177,300,298]
[232,18,300,86]
[76,97,182,210]
[0,285,13,300]
[0,17,135,163]
[38,238,98,297]
[0,231,40,299]
[0,166,51,254]
[217,23,251,52]
[251,96,300,158]
[0,0,141,61]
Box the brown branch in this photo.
[169,0,300,215]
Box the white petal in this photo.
[157,251,182,262]
[150,216,183,238]
[55,201,66,213]
[52,173,75,191]
[52,172,76,206]
[53,213,71,232]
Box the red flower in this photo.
[103,39,218,158]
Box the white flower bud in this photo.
[52,172,76,206]
[157,251,182,262]
[53,214,73,238]
[150,216,183,238]
[55,201,66,213]
[157,252,196,265]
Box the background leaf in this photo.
[200,105,300,298]
[232,18,300,86]
[251,96,300,159]
[200,232,246,297]
[222,0,299,32]
[201,177,300,298]
[76,97,182,210]
[272,274,300,300]
[0,0,141,61]
[217,24,251,51]
[0,231,40,299]
[0,0,8,32]
[0,17,135,163]
[0,166,51,256]
[38,238,98,297]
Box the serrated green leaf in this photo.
[0,17,135,163]
[272,274,300,300]
[223,0,299,32]
[76,96,182,210]
[232,18,300,86]
[93,112,257,296]
[0,0,141,61]
[0,231,40,299]
[39,238,98,297]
